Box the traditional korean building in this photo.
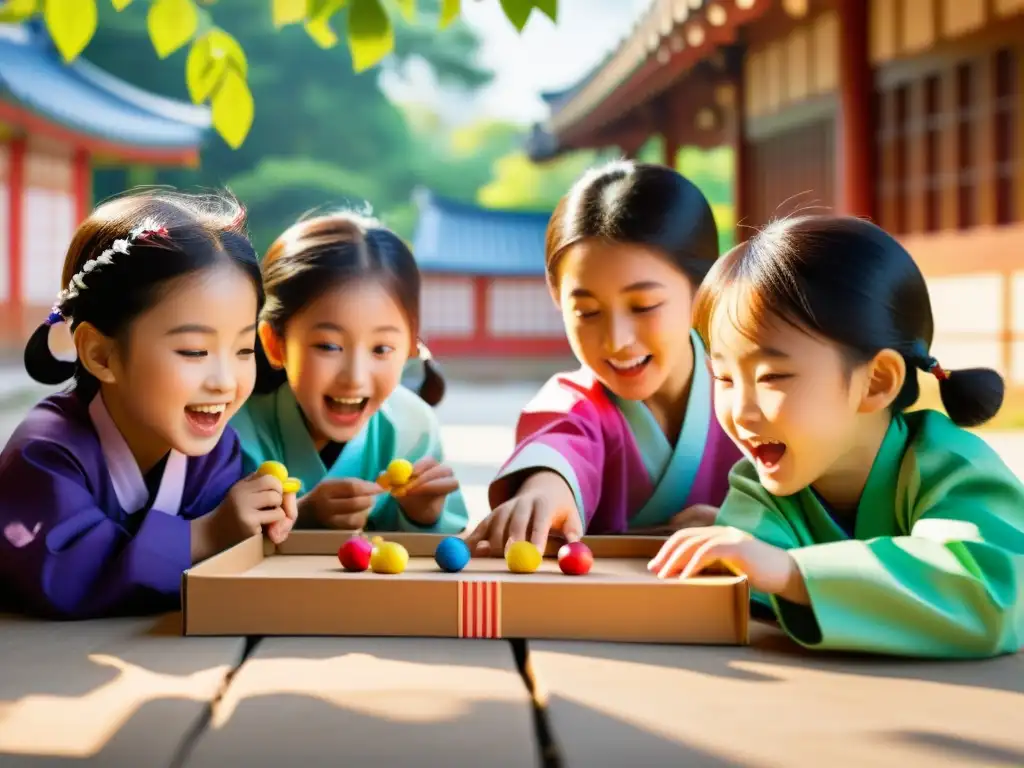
[0,21,210,347]
[529,0,1024,393]
[410,188,570,360]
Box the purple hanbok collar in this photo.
[88,393,187,516]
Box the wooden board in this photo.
[0,611,246,766]
[183,532,748,644]
[181,637,540,767]
[526,622,1024,767]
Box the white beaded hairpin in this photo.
[47,218,168,326]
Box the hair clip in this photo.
[45,219,167,325]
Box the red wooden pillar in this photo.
[472,275,489,351]
[836,0,874,219]
[72,147,92,223]
[7,137,25,341]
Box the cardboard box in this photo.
[182,532,749,645]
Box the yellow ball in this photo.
[281,477,301,494]
[506,541,542,574]
[370,541,409,575]
[387,458,414,487]
[258,461,288,482]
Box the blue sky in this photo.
[382,0,651,126]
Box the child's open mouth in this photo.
[749,439,786,472]
[324,395,369,426]
[185,403,227,437]
[606,354,652,378]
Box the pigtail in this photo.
[415,340,446,407]
[253,334,289,395]
[936,367,1005,428]
[915,350,1005,428]
[23,322,76,385]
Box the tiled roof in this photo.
[411,188,550,276]
[0,22,210,149]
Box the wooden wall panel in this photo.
[786,27,810,103]
[901,0,936,54]
[811,11,838,93]
[870,0,898,63]
[943,0,985,38]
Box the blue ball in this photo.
[435,536,471,573]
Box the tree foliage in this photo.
[0,0,558,149]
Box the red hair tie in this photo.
[928,359,949,381]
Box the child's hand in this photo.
[646,525,809,604]
[393,457,459,527]
[465,470,583,556]
[299,478,385,530]
[193,472,291,560]
[631,504,720,535]
[265,490,298,545]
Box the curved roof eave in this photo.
[0,22,210,150]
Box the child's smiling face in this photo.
[89,262,259,471]
[261,278,413,447]
[707,298,880,500]
[556,240,697,403]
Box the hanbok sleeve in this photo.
[721,454,1024,659]
[0,439,193,619]
[487,376,606,528]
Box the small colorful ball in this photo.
[338,537,373,572]
[505,540,542,574]
[257,461,288,482]
[557,541,593,576]
[370,541,409,575]
[281,477,302,494]
[386,458,414,487]
[434,536,471,573]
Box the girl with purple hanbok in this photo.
[0,191,295,619]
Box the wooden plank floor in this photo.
[524,623,1024,767]
[0,612,246,767]
[181,637,541,767]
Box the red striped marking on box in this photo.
[458,581,501,638]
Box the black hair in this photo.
[254,212,446,406]
[544,159,720,287]
[692,214,1004,427]
[24,189,263,400]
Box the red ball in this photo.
[557,541,593,576]
[338,537,373,572]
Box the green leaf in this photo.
[396,0,414,22]
[185,27,247,104]
[211,65,254,149]
[110,0,132,10]
[304,0,346,48]
[347,0,392,72]
[306,0,344,19]
[43,0,97,62]
[147,0,199,59]
[439,0,458,28]
[304,17,338,47]
[272,0,305,26]
[0,0,37,22]
[498,0,532,31]
[534,0,555,22]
